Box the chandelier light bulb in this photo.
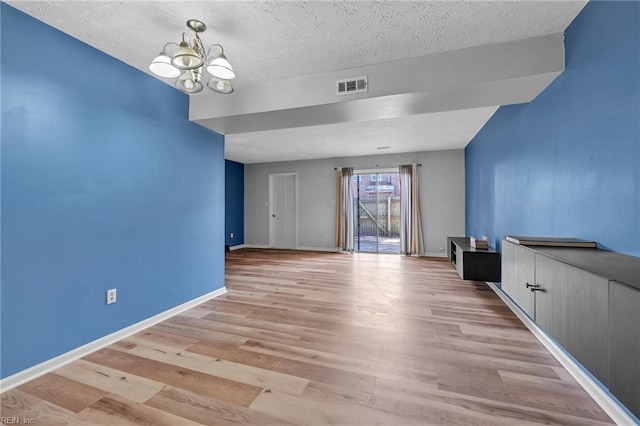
[176,71,203,93]
[207,78,234,94]
[171,41,203,70]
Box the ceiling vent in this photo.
[336,75,368,96]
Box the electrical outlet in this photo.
[439,247,444,252]
[230,232,234,239]
[107,288,117,304]
[320,233,324,237]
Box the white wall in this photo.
[244,150,465,256]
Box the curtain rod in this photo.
[334,164,422,170]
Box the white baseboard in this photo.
[296,246,338,253]
[242,244,337,253]
[229,244,245,251]
[243,244,270,249]
[487,282,639,426]
[0,287,227,393]
[242,247,444,256]
[422,252,448,258]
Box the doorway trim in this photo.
[268,172,298,249]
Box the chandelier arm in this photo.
[162,42,180,53]
[205,43,224,59]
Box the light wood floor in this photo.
[2,249,614,425]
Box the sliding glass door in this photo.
[352,170,400,253]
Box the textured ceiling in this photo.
[9,1,586,89]
[9,1,587,163]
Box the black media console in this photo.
[447,237,501,282]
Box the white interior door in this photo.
[269,173,297,249]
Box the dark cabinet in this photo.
[448,237,500,282]
[501,241,536,318]
[500,239,640,419]
[609,281,640,416]
[534,254,609,386]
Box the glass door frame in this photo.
[352,167,400,253]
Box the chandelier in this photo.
[149,19,235,94]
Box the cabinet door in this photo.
[609,281,640,417]
[501,240,535,318]
[535,255,609,386]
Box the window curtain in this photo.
[335,167,355,252]
[399,164,424,256]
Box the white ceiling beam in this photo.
[190,33,564,134]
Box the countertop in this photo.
[515,244,640,291]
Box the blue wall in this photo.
[1,4,225,378]
[225,160,245,247]
[466,1,639,256]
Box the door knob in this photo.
[526,283,538,288]
[272,214,275,217]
